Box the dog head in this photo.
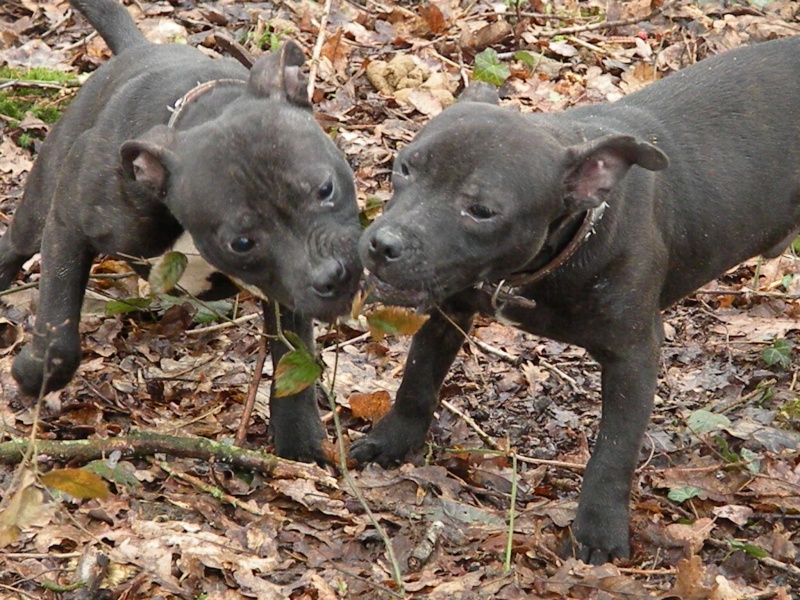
[119,42,361,320]
[359,83,668,307]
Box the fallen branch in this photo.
[0,432,336,486]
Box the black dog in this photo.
[356,36,800,562]
[0,0,361,463]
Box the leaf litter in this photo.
[1,0,799,598]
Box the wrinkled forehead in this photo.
[195,107,344,181]
[396,106,563,192]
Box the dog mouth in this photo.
[364,271,433,309]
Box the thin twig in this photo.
[158,460,266,516]
[306,0,335,101]
[471,336,521,365]
[0,78,81,91]
[540,1,671,38]
[185,312,259,335]
[441,400,586,472]
[235,302,269,446]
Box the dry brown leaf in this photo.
[0,470,44,548]
[672,555,712,600]
[665,517,715,556]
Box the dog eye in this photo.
[397,161,410,178]
[464,204,497,221]
[230,236,255,253]
[318,178,335,207]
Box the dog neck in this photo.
[167,79,246,128]
[477,202,607,310]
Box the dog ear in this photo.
[248,41,310,107]
[563,134,669,212]
[459,81,500,105]
[120,125,178,195]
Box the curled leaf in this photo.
[149,251,188,295]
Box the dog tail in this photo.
[70,0,147,55]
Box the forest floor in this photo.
[0,0,799,598]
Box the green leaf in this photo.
[728,539,769,557]
[85,459,141,491]
[792,235,800,254]
[282,330,306,352]
[40,468,109,501]
[159,295,232,324]
[514,50,539,70]
[740,448,761,474]
[668,486,703,503]
[473,48,510,87]
[149,251,188,295]
[714,435,739,463]
[686,409,731,434]
[761,338,793,369]
[273,342,322,398]
[105,297,153,316]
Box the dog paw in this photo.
[572,505,631,564]
[574,539,630,565]
[273,433,327,465]
[350,409,430,467]
[11,343,80,397]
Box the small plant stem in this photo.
[321,326,405,596]
[504,451,519,572]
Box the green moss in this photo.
[0,66,80,143]
[0,65,77,84]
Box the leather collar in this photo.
[477,202,607,310]
[166,78,245,128]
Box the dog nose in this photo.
[311,258,349,298]
[367,228,404,263]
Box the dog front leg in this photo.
[351,296,477,467]
[12,216,94,396]
[265,304,327,463]
[572,318,662,564]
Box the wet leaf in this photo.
[40,468,110,501]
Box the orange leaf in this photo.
[367,306,428,342]
[349,390,392,422]
[419,5,446,34]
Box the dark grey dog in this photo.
[0,0,361,463]
[356,36,800,562]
